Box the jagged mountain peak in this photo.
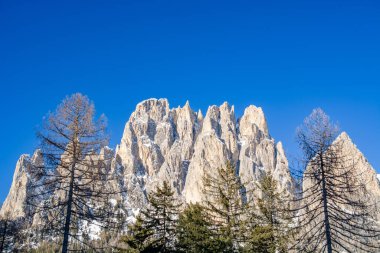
[31,149,43,166]
[205,101,234,113]
[133,98,170,123]
[239,104,268,136]
[220,101,234,111]
[136,98,169,107]
[202,102,236,136]
[309,130,380,226]
[197,109,203,121]
[1,153,33,218]
[334,131,374,168]
[334,131,354,147]
[337,131,350,140]
[1,99,379,251]
[2,99,291,223]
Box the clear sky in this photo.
[0,0,379,204]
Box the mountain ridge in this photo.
[1,98,379,233]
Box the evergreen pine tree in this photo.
[121,181,181,253]
[202,161,246,252]
[121,215,153,253]
[176,203,221,253]
[245,172,291,253]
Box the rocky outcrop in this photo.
[1,98,292,219]
[114,99,203,209]
[238,105,292,201]
[184,102,238,203]
[334,132,380,219]
[299,132,380,251]
[301,132,380,211]
[0,150,44,219]
[314,132,380,219]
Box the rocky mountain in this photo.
[112,98,293,209]
[301,132,380,203]
[1,98,378,229]
[0,150,43,219]
[299,132,380,251]
[333,132,380,219]
[0,98,292,220]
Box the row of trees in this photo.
[1,94,379,252]
[121,164,292,253]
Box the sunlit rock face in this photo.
[299,132,380,251]
[237,105,292,202]
[332,133,380,219]
[114,98,203,209]
[1,98,292,218]
[0,150,44,219]
[184,102,238,203]
[302,132,380,217]
[301,132,380,206]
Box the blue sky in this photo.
[0,0,379,204]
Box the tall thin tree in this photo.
[292,108,380,253]
[202,161,246,252]
[122,181,181,253]
[176,203,221,253]
[245,172,292,253]
[27,93,119,252]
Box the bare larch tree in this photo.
[26,93,120,252]
[292,108,380,253]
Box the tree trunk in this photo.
[320,155,333,253]
[61,164,75,253]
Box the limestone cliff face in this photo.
[184,102,239,203]
[301,131,380,223]
[238,106,292,201]
[1,98,292,219]
[0,150,44,219]
[333,132,380,219]
[3,98,379,231]
[299,132,380,251]
[0,155,31,219]
[182,101,292,203]
[114,99,202,209]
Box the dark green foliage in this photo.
[202,161,246,252]
[245,172,291,253]
[176,203,222,253]
[122,215,153,253]
[121,181,181,253]
[142,181,181,252]
[245,225,275,253]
